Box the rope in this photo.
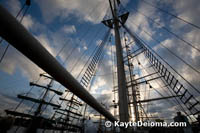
[131,45,190,120]
[131,8,200,53]
[129,31,194,121]
[0,3,30,63]
[70,26,104,73]
[123,24,200,101]
[129,20,200,75]
[80,35,111,121]
[141,0,200,30]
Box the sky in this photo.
[0,0,200,130]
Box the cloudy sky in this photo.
[0,0,200,127]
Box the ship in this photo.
[0,0,199,133]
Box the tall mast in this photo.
[124,33,139,122]
[108,0,129,125]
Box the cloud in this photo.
[0,7,54,83]
[0,46,44,81]
[35,34,57,57]
[0,93,19,114]
[91,77,106,94]
[5,0,21,16]
[1,0,200,123]
[21,15,34,30]
[126,1,156,42]
[124,0,200,122]
[62,25,76,34]
[5,0,34,31]
[35,0,110,24]
[0,93,32,115]
[172,0,200,27]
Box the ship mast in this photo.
[108,0,130,131]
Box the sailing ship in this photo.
[0,0,199,132]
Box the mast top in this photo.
[102,0,129,28]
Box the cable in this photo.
[124,31,149,121]
[129,20,200,75]
[50,92,70,119]
[131,46,190,120]
[59,3,109,61]
[7,2,111,132]
[40,32,109,116]
[141,0,200,30]
[124,25,200,97]
[15,14,102,115]
[77,29,111,80]
[54,2,108,69]
[124,26,193,120]
[37,2,110,120]
[131,7,200,53]
[124,26,192,119]
[42,6,110,124]
[47,30,110,122]
[32,3,99,60]
[150,63,194,121]
[128,30,194,121]
[37,38,87,116]
[75,31,112,123]
[70,26,104,73]
[80,35,111,121]
[0,44,10,63]
[0,3,30,63]
[28,89,46,114]
[14,76,41,111]
[0,2,26,46]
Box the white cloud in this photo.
[63,25,76,34]
[6,0,21,16]
[0,46,44,81]
[35,0,110,24]
[126,1,156,42]
[1,0,200,122]
[21,15,34,30]
[91,77,106,94]
[172,0,200,27]
[183,29,200,59]
[35,34,57,57]
[123,0,200,121]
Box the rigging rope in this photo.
[131,8,200,53]
[41,4,112,123]
[123,24,200,96]
[111,37,117,118]
[128,39,191,120]
[73,30,111,120]
[29,5,111,122]
[129,20,200,75]
[141,0,200,30]
[0,3,30,63]
[81,34,111,123]
[55,4,108,69]
[42,31,109,118]
[123,31,149,120]
[126,29,195,121]
[13,6,105,115]
[138,60,183,113]
[150,62,193,121]
[70,26,104,73]
[63,29,112,126]
[47,29,111,123]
